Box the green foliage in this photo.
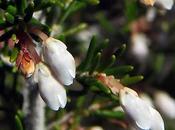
[124,0,138,22]
[0,0,146,130]
[10,48,19,62]
[93,110,125,120]
[15,115,24,130]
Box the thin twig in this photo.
[47,112,74,130]
[23,81,45,130]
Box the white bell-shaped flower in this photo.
[35,63,67,111]
[149,107,165,130]
[131,33,150,62]
[141,0,173,10]
[155,0,174,10]
[154,91,175,119]
[42,37,76,85]
[140,93,154,107]
[120,87,164,130]
[146,7,157,22]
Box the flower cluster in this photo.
[15,29,76,110]
[97,74,164,130]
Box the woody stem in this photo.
[23,81,45,130]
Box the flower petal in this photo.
[120,88,151,129]
[155,91,175,119]
[43,37,76,85]
[37,63,67,110]
[45,37,67,50]
[131,33,149,62]
[149,107,164,130]
[156,0,174,10]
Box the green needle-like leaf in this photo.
[59,1,86,24]
[114,44,126,58]
[95,38,109,53]
[10,48,19,62]
[24,2,34,22]
[96,12,115,33]
[104,65,134,76]
[16,0,27,15]
[78,36,97,71]
[78,76,111,94]
[124,0,138,22]
[89,52,101,74]
[98,55,116,72]
[15,115,23,130]
[93,110,125,119]
[62,23,87,36]
[153,53,165,73]
[120,75,144,86]
[87,0,100,5]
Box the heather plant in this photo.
[0,0,175,130]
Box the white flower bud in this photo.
[120,87,164,130]
[131,33,150,62]
[35,63,67,111]
[43,37,76,85]
[154,91,175,119]
[150,107,165,130]
[140,93,154,107]
[146,7,156,22]
[141,0,174,10]
[155,0,174,10]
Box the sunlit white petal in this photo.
[140,93,154,107]
[146,7,157,22]
[131,33,150,62]
[43,37,76,85]
[36,63,67,110]
[156,0,174,10]
[120,87,164,130]
[120,88,151,129]
[155,91,175,119]
[149,107,164,130]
